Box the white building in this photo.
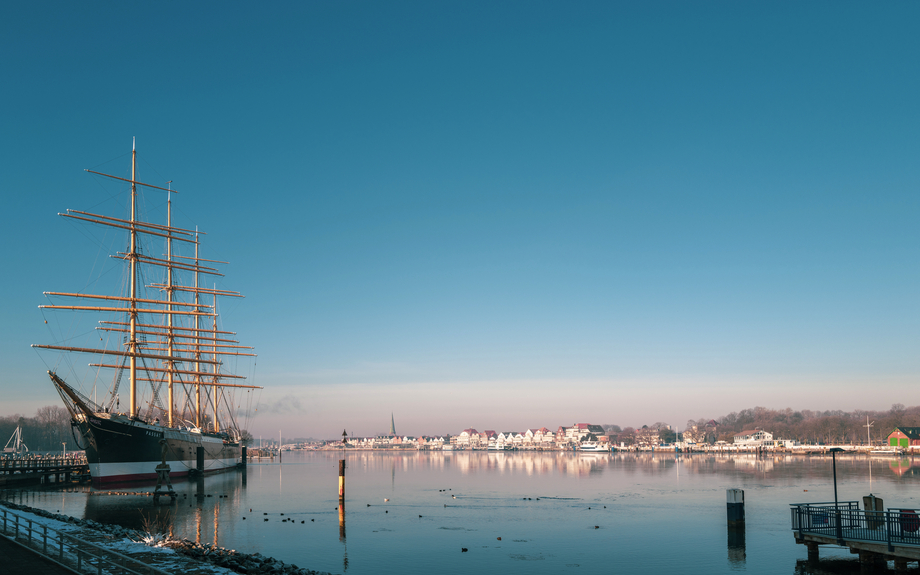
[733,429,774,446]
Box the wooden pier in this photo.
[0,457,90,487]
[792,502,920,571]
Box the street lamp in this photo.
[829,447,844,545]
[829,447,844,508]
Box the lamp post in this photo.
[829,447,844,544]
[829,447,844,508]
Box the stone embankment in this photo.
[168,540,331,575]
[0,500,333,575]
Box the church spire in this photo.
[390,412,396,436]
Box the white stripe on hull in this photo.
[90,457,238,483]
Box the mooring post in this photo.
[338,459,346,502]
[196,446,204,474]
[727,489,745,526]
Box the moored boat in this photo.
[33,142,260,485]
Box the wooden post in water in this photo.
[338,459,346,502]
[197,446,204,475]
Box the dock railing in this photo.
[0,507,169,575]
[791,502,920,551]
[0,455,87,471]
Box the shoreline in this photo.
[0,500,334,575]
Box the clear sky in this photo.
[2,2,918,440]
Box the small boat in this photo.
[579,442,610,452]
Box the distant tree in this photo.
[619,426,636,445]
[239,429,254,446]
[659,428,677,444]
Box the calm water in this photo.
[4,451,920,574]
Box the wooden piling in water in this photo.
[338,459,345,502]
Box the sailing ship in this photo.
[32,141,260,485]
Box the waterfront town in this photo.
[274,419,920,454]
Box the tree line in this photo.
[603,403,920,446]
[1,406,74,453]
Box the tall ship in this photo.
[32,142,260,485]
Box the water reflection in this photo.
[5,451,920,575]
[727,524,745,566]
[79,468,244,548]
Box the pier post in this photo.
[727,489,744,525]
[858,550,884,574]
[241,446,247,468]
[338,459,346,502]
[807,542,820,563]
[196,446,204,474]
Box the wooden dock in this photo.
[0,457,90,487]
[792,502,920,571]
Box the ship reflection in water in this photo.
[82,469,243,547]
[5,451,920,575]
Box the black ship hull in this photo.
[75,412,240,485]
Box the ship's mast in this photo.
[195,227,201,428]
[166,183,175,427]
[212,287,219,432]
[129,139,138,417]
[34,144,263,424]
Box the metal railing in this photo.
[0,507,168,575]
[791,502,920,551]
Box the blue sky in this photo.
[2,2,918,439]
